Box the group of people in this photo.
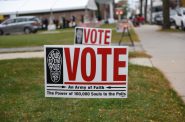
[41,15,83,30]
[130,14,145,27]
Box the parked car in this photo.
[172,7,185,30]
[0,16,41,35]
[154,9,177,25]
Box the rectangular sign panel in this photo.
[44,45,128,98]
[116,22,130,33]
[74,27,112,45]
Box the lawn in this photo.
[100,24,140,43]
[0,24,139,48]
[0,31,74,48]
[158,26,185,33]
[129,51,152,58]
[0,58,184,121]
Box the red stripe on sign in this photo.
[114,49,127,81]
[64,82,126,85]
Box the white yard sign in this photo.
[44,45,128,98]
[74,27,112,45]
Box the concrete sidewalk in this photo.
[0,46,43,53]
[0,43,153,67]
[0,52,44,60]
[135,25,185,102]
[0,42,143,53]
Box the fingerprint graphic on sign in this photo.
[47,49,62,83]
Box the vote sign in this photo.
[44,45,128,98]
[74,27,112,45]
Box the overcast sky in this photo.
[115,0,139,9]
[115,0,139,3]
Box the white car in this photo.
[173,8,185,30]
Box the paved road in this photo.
[135,25,185,102]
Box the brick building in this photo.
[0,0,97,24]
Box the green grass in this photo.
[0,32,74,48]
[111,28,139,43]
[100,24,140,43]
[129,51,152,58]
[100,23,117,29]
[158,28,185,33]
[0,58,184,121]
[0,24,139,48]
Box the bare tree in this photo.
[144,0,148,23]
[163,0,170,29]
[140,0,143,15]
